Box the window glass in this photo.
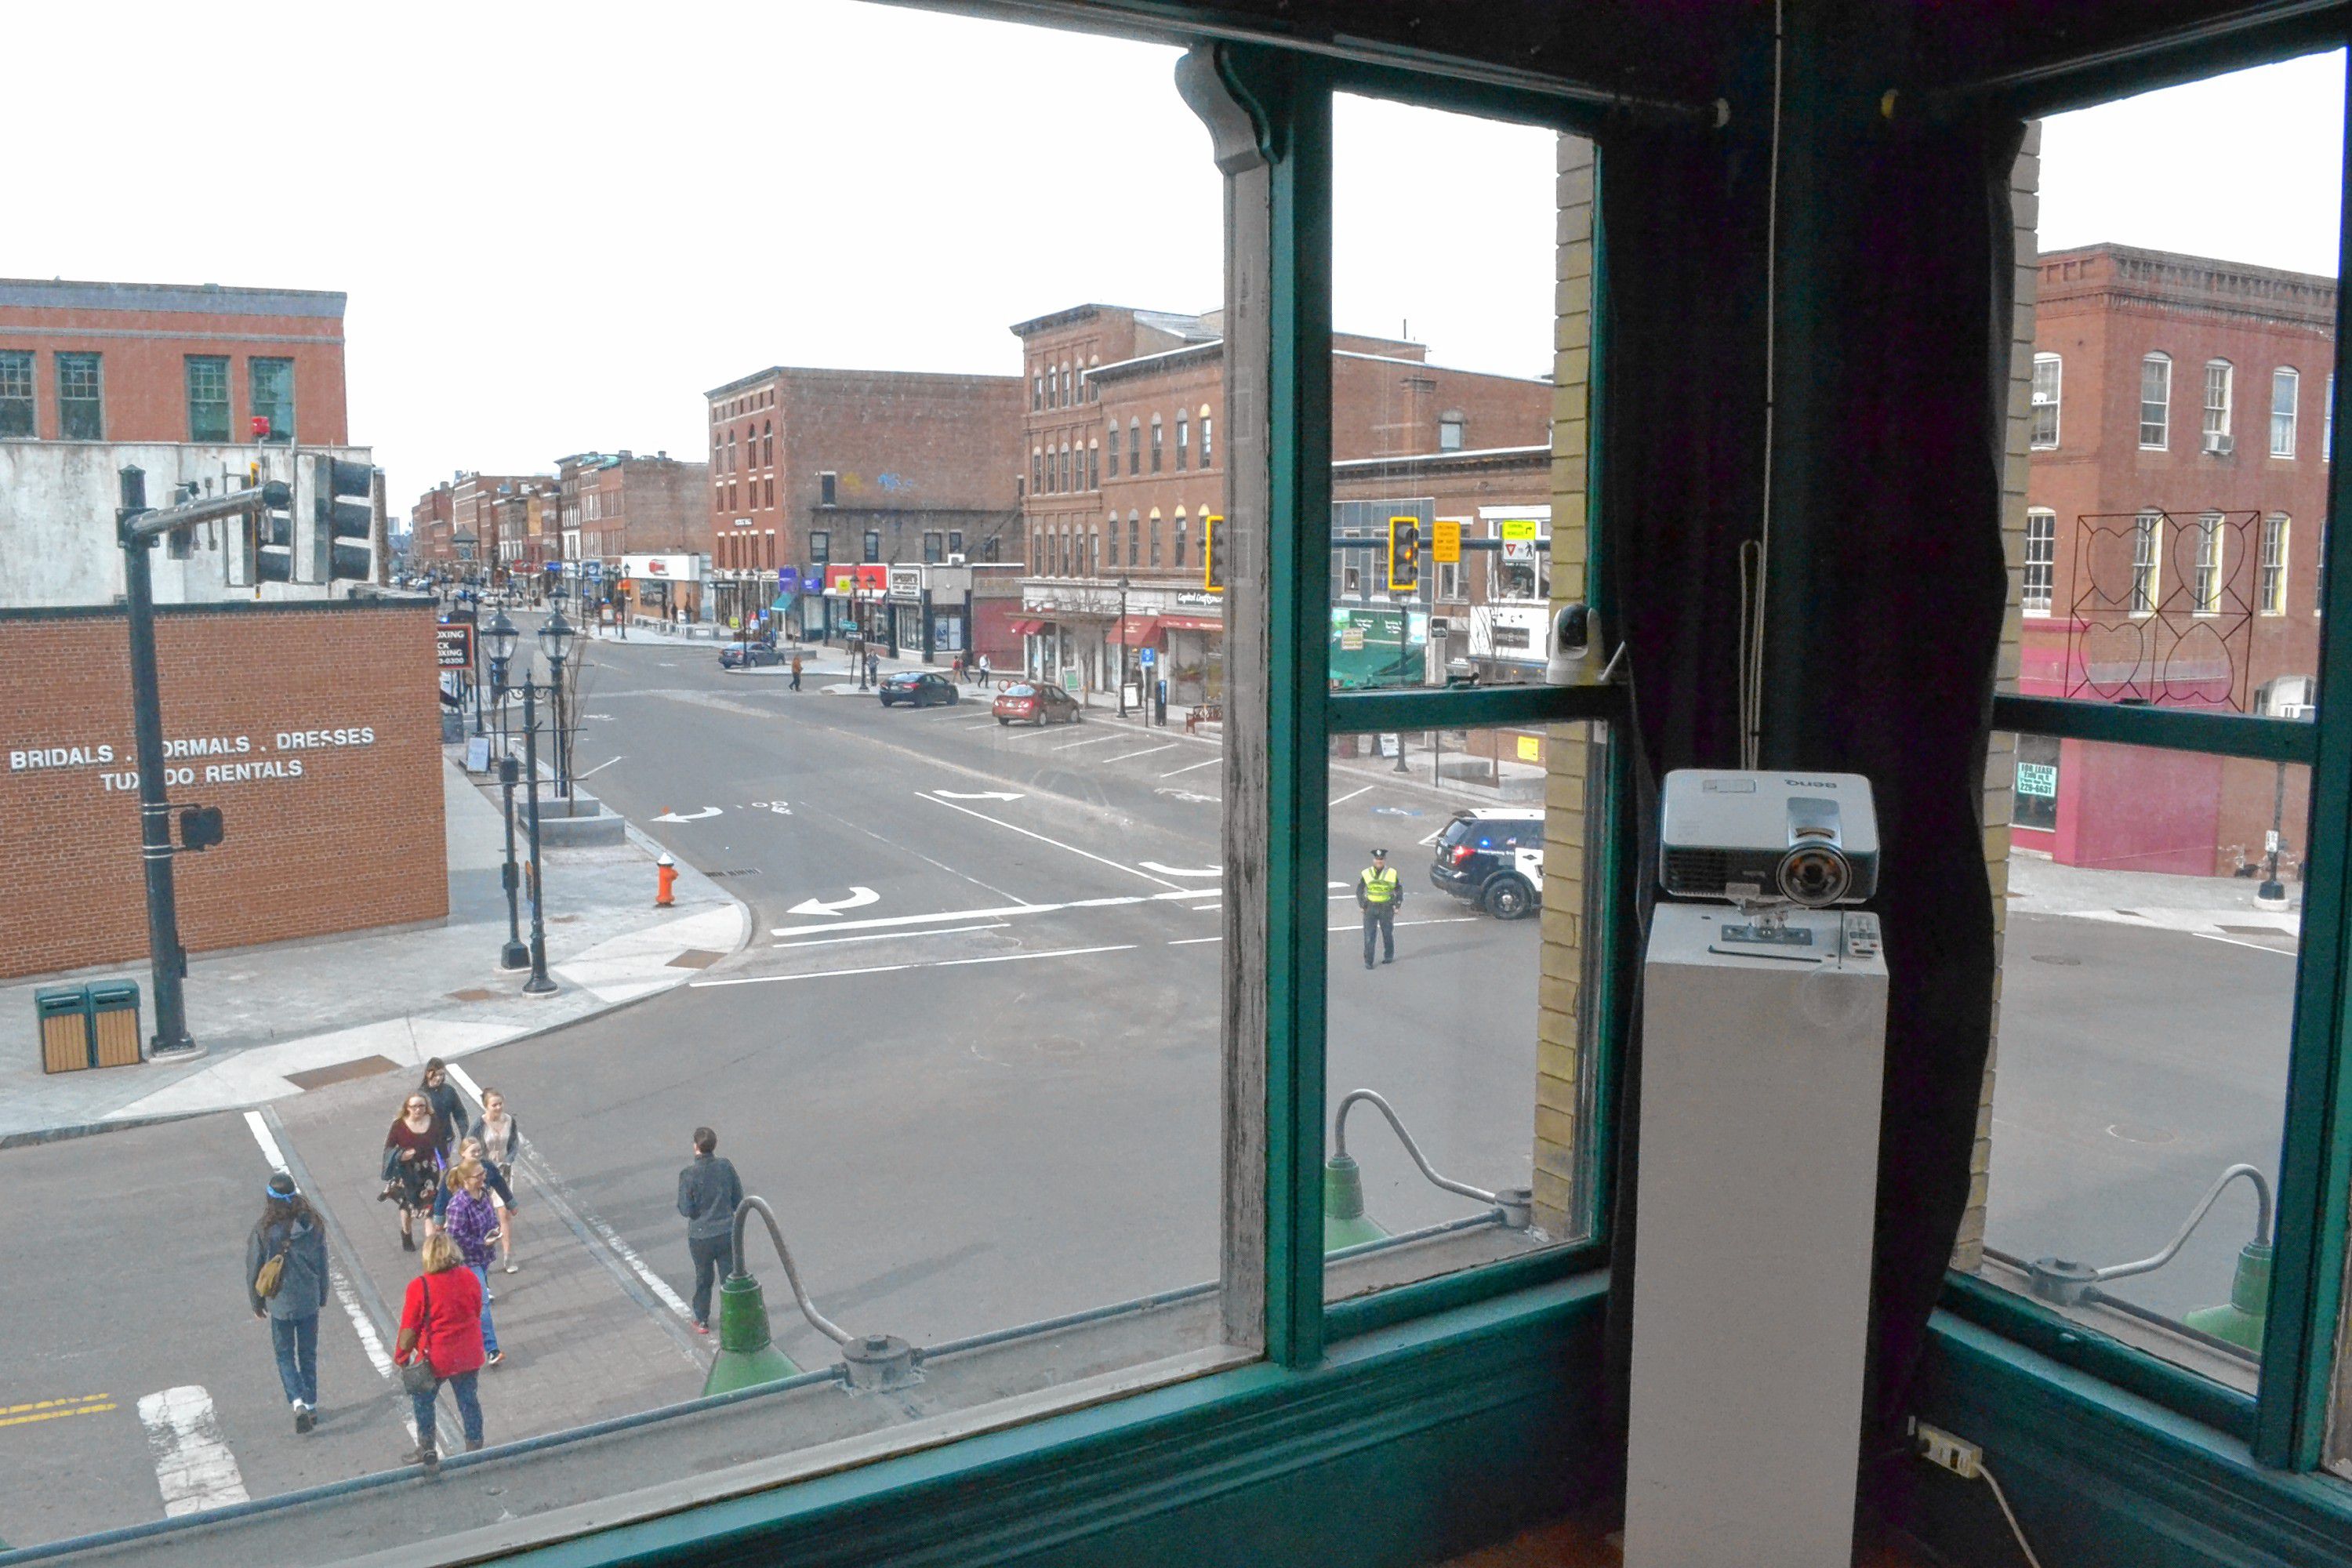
[2202,359,2232,448]
[56,350,102,439]
[249,355,294,444]
[2024,509,2056,614]
[2140,354,2172,448]
[2271,366,2299,456]
[2031,353,2061,448]
[186,354,231,443]
[0,348,33,437]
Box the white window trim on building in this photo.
[2272,366,2300,458]
[2030,354,2060,449]
[2202,359,2232,451]
[2193,512,2225,616]
[2140,353,2171,450]
[2023,508,2056,615]
[2131,510,2161,615]
[2260,514,2290,616]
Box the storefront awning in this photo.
[1110,615,1161,644]
[1007,619,1046,636]
[1158,615,1223,633]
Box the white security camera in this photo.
[1657,769,1879,909]
[1544,602,1595,684]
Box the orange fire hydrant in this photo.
[655,851,677,909]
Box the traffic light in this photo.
[253,475,294,583]
[1387,515,1421,593]
[297,452,379,583]
[1203,513,1225,593]
[179,804,224,853]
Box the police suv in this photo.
[1428,808,1544,920]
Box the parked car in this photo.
[1429,808,1544,919]
[878,670,960,708]
[719,641,784,669]
[993,682,1083,726]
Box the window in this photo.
[2193,512,2224,615]
[982,535,1000,563]
[727,433,736,473]
[763,420,774,467]
[1033,372,1042,412]
[808,529,829,565]
[171,354,230,443]
[1127,418,1142,474]
[924,532,943,564]
[1106,513,1120,568]
[2201,359,2232,451]
[249,356,293,443]
[2024,509,2056,614]
[2259,514,2288,615]
[2131,510,2161,614]
[2271,366,2299,457]
[1151,414,1163,473]
[1107,421,1120,475]
[56,351,103,440]
[814,470,833,509]
[1149,511,1162,566]
[1200,409,1213,467]
[1032,448,1043,493]
[764,477,774,508]
[2030,354,2061,448]
[1061,443,1072,493]
[2327,372,2336,462]
[1128,510,1140,564]
[0,350,32,437]
[863,530,880,563]
[1176,410,1189,469]
[2140,352,2170,448]
[1088,527,1100,575]
[948,530,963,557]
[1439,412,1465,452]
[1087,441,1098,491]
[1174,510,1188,568]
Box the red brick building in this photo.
[1011,303,1552,702]
[2018,245,2333,876]
[702,368,1022,640]
[0,278,346,446]
[557,451,710,622]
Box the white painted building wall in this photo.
[0,441,374,608]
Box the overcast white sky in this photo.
[6,6,2342,502]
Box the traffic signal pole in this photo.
[115,466,290,1059]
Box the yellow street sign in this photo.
[1432,520,1461,564]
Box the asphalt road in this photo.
[0,627,2303,1548]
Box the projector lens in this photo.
[1777,844,1852,907]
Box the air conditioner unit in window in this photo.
[947,554,967,566]
[2281,703,2317,721]
[2203,432,2235,455]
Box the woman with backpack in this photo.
[246,1172,330,1434]
[394,1233,486,1465]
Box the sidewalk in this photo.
[2007,851,2303,940]
[0,755,747,1145]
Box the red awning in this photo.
[1110,615,1161,644]
[1007,619,1045,636]
[1158,615,1224,633]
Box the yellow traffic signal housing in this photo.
[1203,513,1225,593]
[1387,515,1421,593]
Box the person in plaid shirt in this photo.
[442,1161,506,1368]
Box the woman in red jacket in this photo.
[394,1232,485,1465]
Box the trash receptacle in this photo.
[37,985,94,1074]
[89,981,143,1068]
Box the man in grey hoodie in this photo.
[247,1172,332,1432]
[676,1127,744,1333]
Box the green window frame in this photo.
[249,355,295,444]
[186,354,231,443]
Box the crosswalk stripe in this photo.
[136,1387,249,1518]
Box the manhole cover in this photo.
[2107,1123,2177,1145]
[2029,954,2082,967]
[446,987,495,1002]
[285,1055,400,1091]
[667,949,724,969]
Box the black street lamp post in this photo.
[538,608,578,799]
[2260,760,2288,904]
[482,612,529,971]
[520,683,556,995]
[1116,575,1132,719]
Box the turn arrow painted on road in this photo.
[652,806,724,822]
[787,887,882,917]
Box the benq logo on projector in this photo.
[1657,770,1879,908]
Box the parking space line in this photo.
[1051,733,1120,750]
[1325,916,1483,931]
[1168,935,1223,946]
[918,793,1185,889]
[1331,784,1374,805]
[774,921,1009,951]
[1160,757,1221,778]
[1105,744,1179,764]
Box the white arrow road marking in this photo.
[750,800,793,815]
[1156,788,1218,804]
[1138,862,1221,878]
[788,886,881,917]
[933,789,1025,801]
[574,756,625,781]
[137,1388,250,1518]
[652,806,724,822]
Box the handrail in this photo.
[731,1196,853,1347]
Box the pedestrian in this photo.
[978,653,992,688]
[442,1160,506,1368]
[952,652,967,684]
[395,1233,486,1465]
[246,1171,329,1435]
[676,1126,743,1334]
[864,650,880,686]
[382,1092,444,1250]
[789,652,804,692]
[475,1091,523,1273]
[1357,847,1403,970]
[419,1058,470,1162]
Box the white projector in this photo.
[1657,769,1879,908]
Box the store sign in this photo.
[826,564,889,594]
[7,727,377,793]
[1432,520,1462,564]
[1173,590,1220,608]
[1516,735,1543,763]
[888,564,923,602]
[777,566,802,594]
[621,553,697,582]
[2016,762,2058,798]
[435,624,474,669]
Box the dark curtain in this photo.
[1595,100,2024,1500]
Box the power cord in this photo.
[1910,1419,2047,1568]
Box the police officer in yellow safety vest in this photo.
[1358,848,1403,970]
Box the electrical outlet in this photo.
[1909,1418,1983,1479]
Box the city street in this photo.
[0,627,2307,1550]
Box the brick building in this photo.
[1011,303,1552,702]
[0,600,446,981]
[2017,244,2334,876]
[408,481,456,568]
[702,368,1022,644]
[0,278,347,447]
[555,451,709,622]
